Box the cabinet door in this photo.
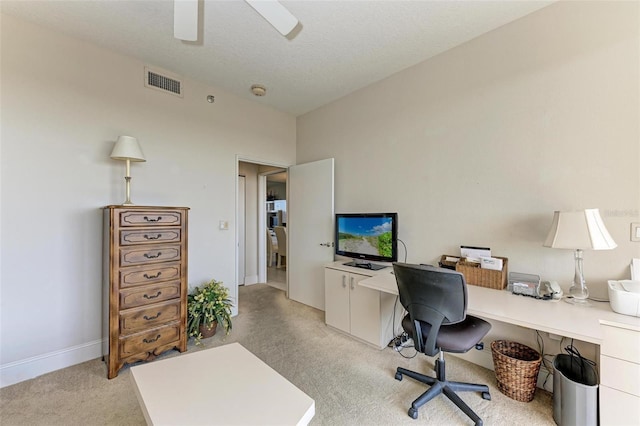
[349,273,382,346]
[324,268,350,333]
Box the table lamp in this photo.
[544,209,617,306]
[110,135,146,205]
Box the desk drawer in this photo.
[600,385,640,426]
[601,324,640,361]
[600,354,640,397]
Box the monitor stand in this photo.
[343,261,387,271]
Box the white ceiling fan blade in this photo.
[174,0,198,41]
[245,0,298,37]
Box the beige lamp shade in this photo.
[544,209,617,250]
[110,136,146,162]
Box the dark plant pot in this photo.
[199,321,218,339]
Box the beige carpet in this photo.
[0,284,554,425]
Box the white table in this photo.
[130,342,315,426]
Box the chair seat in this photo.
[402,314,491,353]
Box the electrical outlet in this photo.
[631,223,640,242]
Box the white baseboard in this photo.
[0,339,103,388]
[244,275,259,285]
[451,346,495,370]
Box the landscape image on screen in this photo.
[337,217,393,258]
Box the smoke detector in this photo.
[251,84,267,96]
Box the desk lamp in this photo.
[110,135,146,205]
[544,209,617,306]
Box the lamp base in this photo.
[563,297,592,307]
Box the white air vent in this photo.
[144,66,183,97]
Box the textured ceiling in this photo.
[1,0,553,116]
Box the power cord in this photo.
[536,330,554,390]
[388,241,413,358]
[563,340,598,383]
[397,238,408,263]
[388,333,416,358]
[536,331,574,390]
[387,299,414,357]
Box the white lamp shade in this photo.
[544,209,617,250]
[110,136,146,162]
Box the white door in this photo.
[237,175,246,285]
[288,158,335,310]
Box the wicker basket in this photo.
[456,257,508,289]
[491,340,542,402]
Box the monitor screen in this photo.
[335,213,398,263]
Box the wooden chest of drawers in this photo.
[103,206,189,379]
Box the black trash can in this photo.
[553,354,598,426]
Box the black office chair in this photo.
[393,263,491,426]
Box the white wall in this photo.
[297,1,640,383]
[0,14,295,386]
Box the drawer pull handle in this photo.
[144,252,162,259]
[143,312,162,321]
[143,291,162,299]
[143,216,162,222]
[143,334,161,344]
[143,272,162,279]
[144,234,162,240]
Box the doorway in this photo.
[237,159,288,293]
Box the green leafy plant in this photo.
[187,279,233,345]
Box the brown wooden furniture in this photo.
[103,205,189,379]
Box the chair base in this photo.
[395,357,490,426]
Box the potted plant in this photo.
[187,279,233,345]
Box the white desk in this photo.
[359,270,640,345]
[130,342,315,426]
[359,269,640,426]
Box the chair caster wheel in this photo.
[408,407,418,419]
[482,392,491,400]
[395,372,403,381]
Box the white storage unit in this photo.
[599,320,640,426]
[324,262,401,349]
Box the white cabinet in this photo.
[599,321,640,425]
[324,264,399,349]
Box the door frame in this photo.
[235,156,290,296]
[237,175,246,285]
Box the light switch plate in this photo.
[632,222,640,242]
[219,220,229,230]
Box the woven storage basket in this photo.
[456,257,508,289]
[491,340,542,402]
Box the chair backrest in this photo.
[274,226,287,254]
[392,263,468,355]
[267,229,276,255]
